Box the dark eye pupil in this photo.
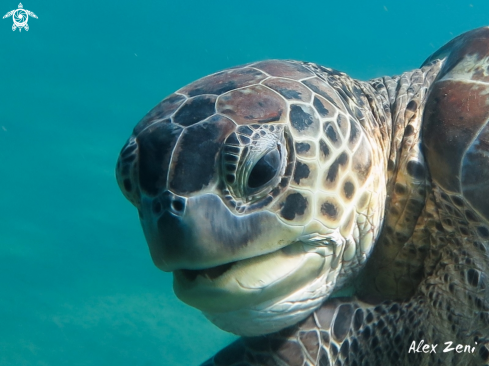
[248,149,280,189]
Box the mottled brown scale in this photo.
[263,78,313,102]
[302,78,348,114]
[335,114,349,139]
[252,60,315,80]
[289,104,321,138]
[217,85,288,125]
[323,152,349,190]
[292,159,317,188]
[295,140,317,159]
[178,67,267,97]
[317,195,344,228]
[351,137,372,185]
[322,121,342,148]
[275,190,313,224]
[318,139,331,162]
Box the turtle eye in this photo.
[248,148,281,189]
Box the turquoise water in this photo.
[1,1,489,365]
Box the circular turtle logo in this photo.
[3,3,37,32]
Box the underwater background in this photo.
[1,0,489,365]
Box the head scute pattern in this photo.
[117,27,489,366]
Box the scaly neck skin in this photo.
[356,60,489,347]
[302,61,445,301]
[350,60,446,303]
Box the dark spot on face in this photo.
[336,114,348,138]
[321,201,338,219]
[295,142,310,153]
[324,123,338,143]
[280,193,308,220]
[344,181,354,199]
[290,104,314,131]
[467,268,480,287]
[173,95,217,127]
[293,161,310,184]
[349,118,360,144]
[351,138,372,185]
[313,96,329,116]
[406,160,425,179]
[326,153,348,182]
[319,139,330,159]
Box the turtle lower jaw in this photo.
[172,240,336,315]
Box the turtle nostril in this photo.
[172,199,185,213]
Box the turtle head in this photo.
[116,60,386,336]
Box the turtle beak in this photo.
[139,192,302,272]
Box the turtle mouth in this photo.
[180,261,237,281]
[172,241,336,314]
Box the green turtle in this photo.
[116,27,489,365]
